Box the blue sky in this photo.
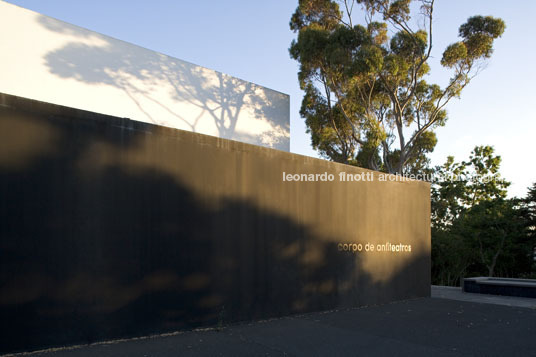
[6,0,536,197]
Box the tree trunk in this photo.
[488,264,495,277]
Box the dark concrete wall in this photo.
[0,92,431,353]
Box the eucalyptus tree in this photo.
[290,0,505,174]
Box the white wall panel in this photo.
[0,1,290,151]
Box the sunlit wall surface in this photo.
[0,93,430,354]
[0,1,290,151]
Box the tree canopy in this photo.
[431,146,534,285]
[289,0,505,174]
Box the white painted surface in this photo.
[0,1,290,151]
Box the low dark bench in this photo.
[463,277,536,298]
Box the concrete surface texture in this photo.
[432,285,536,309]
[0,1,290,150]
[6,296,536,357]
[0,93,430,354]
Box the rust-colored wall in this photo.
[0,93,430,353]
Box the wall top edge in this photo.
[0,91,430,188]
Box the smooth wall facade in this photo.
[0,1,290,151]
[0,93,430,353]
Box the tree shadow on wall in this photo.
[37,15,290,150]
[0,97,429,354]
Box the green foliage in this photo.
[290,0,505,174]
[463,199,529,277]
[522,183,536,231]
[431,146,534,285]
[431,145,509,228]
[440,42,467,68]
[431,224,473,287]
[290,0,342,32]
[441,16,505,69]
[521,183,536,273]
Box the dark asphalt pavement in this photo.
[9,294,536,357]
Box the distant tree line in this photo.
[431,146,536,286]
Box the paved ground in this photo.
[6,288,536,357]
[431,285,536,309]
